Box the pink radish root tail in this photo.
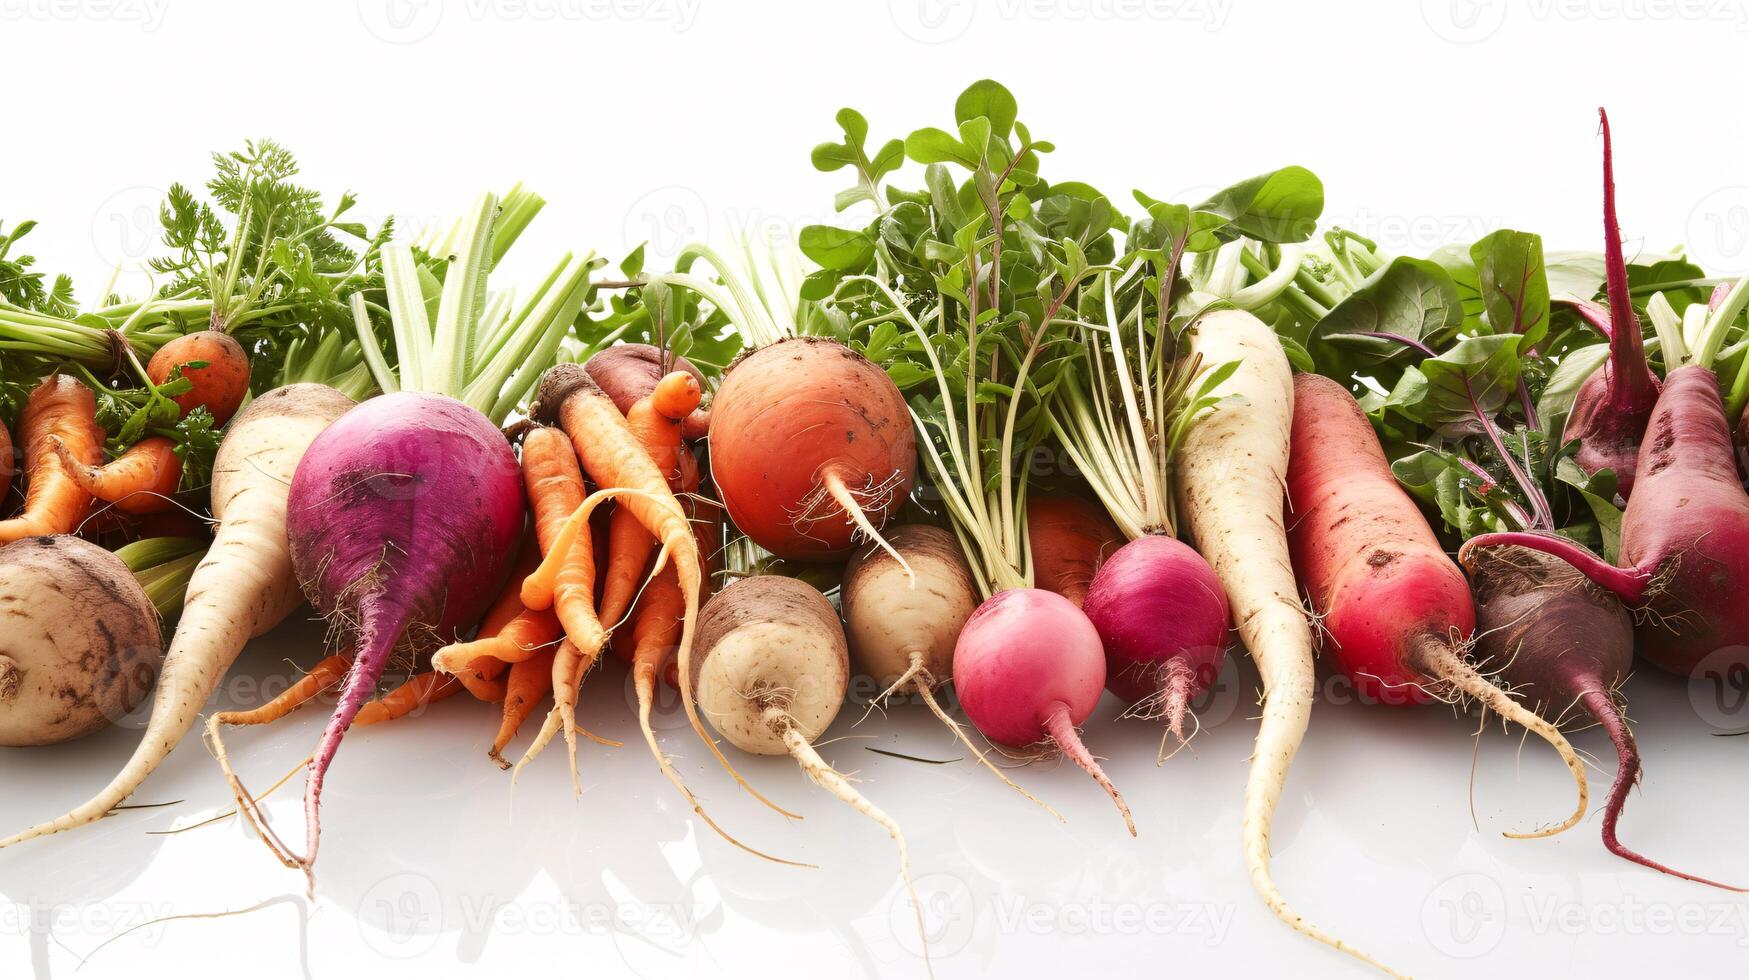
[1041,703,1136,837]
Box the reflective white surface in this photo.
[5,614,1748,979]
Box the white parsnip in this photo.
[1173,309,1396,976]
[0,383,354,849]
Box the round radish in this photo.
[1083,535,1230,742]
[953,587,1134,835]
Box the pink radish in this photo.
[1082,535,1230,748]
[952,587,1135,835]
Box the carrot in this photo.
[512,424,609,787]
[432,541,548,700]
[0,375,104,544]
[354,672,463,726]
[0,418,13,504]
[211,655,350,728]
[52,435,181,515]
[527,363,790,819]
[598,371,701,628]
[1288,373,1587,820]
[435,608,561,667]
[1026,492,1125,608]
[489,646,558,768]
[147,330,251,426]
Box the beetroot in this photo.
[1467,366,1749,676]
[1563,108,1660,500]
[1465,545,1738,888]
[285,391,525,868]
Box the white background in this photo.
[5,1,1749,978]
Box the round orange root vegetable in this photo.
[147,330,250,425]
[707,337,915,562]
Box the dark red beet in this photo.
[1466,366,1749,676]
[1563,108,1660,500]
[1465,545,1738,889]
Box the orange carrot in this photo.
[436,608,561,666]
[512,424,609,787]
[0,376,104,543]
[432,541,545,699]
[599,371,701,629]
[489,645,557,768]
[210,655,350,728]
[52,435,181,515]
[0,418,14,504]
[355,672,463,726]
[147,330,251,425]
[523,364,790,819]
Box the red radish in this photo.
[1465,365,1749,677]
[953,587,1135,835]
[841,524,1059,816]
[1464,544,1739,889]
[1563,109,1660,499]
[1025,492,1124,607]
[1288,373,1587,833]
[147,330,251,426]
[280,391,524,869]
[708,337,914,563]
[1082,535,1230,745]
[583,343,710,441]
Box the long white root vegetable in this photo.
[1,383,355,849]
[1174,309,1395,975]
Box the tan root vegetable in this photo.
[0,536,162,746]
[2,383,354,848]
